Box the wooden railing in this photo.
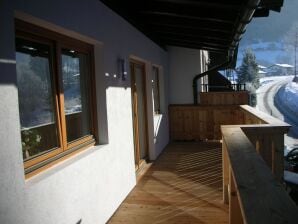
[222,125,297,224]
[169,104,289,180]
[169,103,297,223]
[169,105,243,141]
[240,105,291,181]
[199,91,249,105]
[201,83,246,92]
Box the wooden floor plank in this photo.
[108,142,228,224]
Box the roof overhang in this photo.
[100,0,283,60]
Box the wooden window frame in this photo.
[152,66,161,114]
[15,19,98,176]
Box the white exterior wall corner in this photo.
[168,46,203,104]
[0,0,169,223]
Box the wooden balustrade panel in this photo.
[240,105,290,182]
[170,104,290,182]
[199,91,249,105]
[213,108,243,139]
[193,108,209,140]
[169,105,242,141]
[169,107,185,140]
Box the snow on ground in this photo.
[284,171,298,185]
[259,75,293,86]
[259,75,298,118]
[257,75,291,89]
[284,145,292,156]
[279,80,298,114]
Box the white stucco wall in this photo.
[168,46,204,104]
[0,0,169,223]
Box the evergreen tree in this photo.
[237,48,260,88]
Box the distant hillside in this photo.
[237,0,298,66]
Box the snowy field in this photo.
[259,75,294,86]
[279,81,298,114]
[258,75,298,116]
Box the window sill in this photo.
[25,141,107,180]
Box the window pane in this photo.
[152,67,160,114]
[15,38,59,160]
[62,49,91,143]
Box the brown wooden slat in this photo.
[108,142,228,224]
[146,16,235,32]
[139,11,236,24]
[169,104,244,141]
[148,22,232,34]
[164,42,228,53]
[148,0,242,10]
[199,92,249,106]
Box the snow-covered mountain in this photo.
[237,0,298,67]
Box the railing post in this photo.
[222,140,229,204]
[229,170,243,224]
[243,127,286,183]
[272,133,284,182]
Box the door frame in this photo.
[130,59,149,171]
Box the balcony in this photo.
[109,101,298,223]
[109,141,229,224]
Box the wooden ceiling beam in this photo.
[160,37,229,48]
[148,22,232,34]
[253,8,270,17]
[165,41,228,53]
[146,16,235,31]
[259,0,283,11]
[139,2,239,21]
[140,11,236,24]
[152,0,242,10]
[152,30,231,43]
[151,28,232,40]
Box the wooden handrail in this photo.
[240,105,290,127]
[199,91,249,105]
[239,105,290,182]
[222,126,298,224]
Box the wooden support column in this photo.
[229,170,243,224]
[222,140,229,204]
[272,133,284,182]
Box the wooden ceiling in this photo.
[100,0,283,56]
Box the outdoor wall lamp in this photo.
[118,58,127,81]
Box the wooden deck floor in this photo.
[109,142,228,224]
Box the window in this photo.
[152,66,161,114]
[15,20,97,174]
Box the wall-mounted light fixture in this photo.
[118,58,127,81]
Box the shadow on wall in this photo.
[154,114,170,157]
[0,60,17,85]
[2,35,169,163]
